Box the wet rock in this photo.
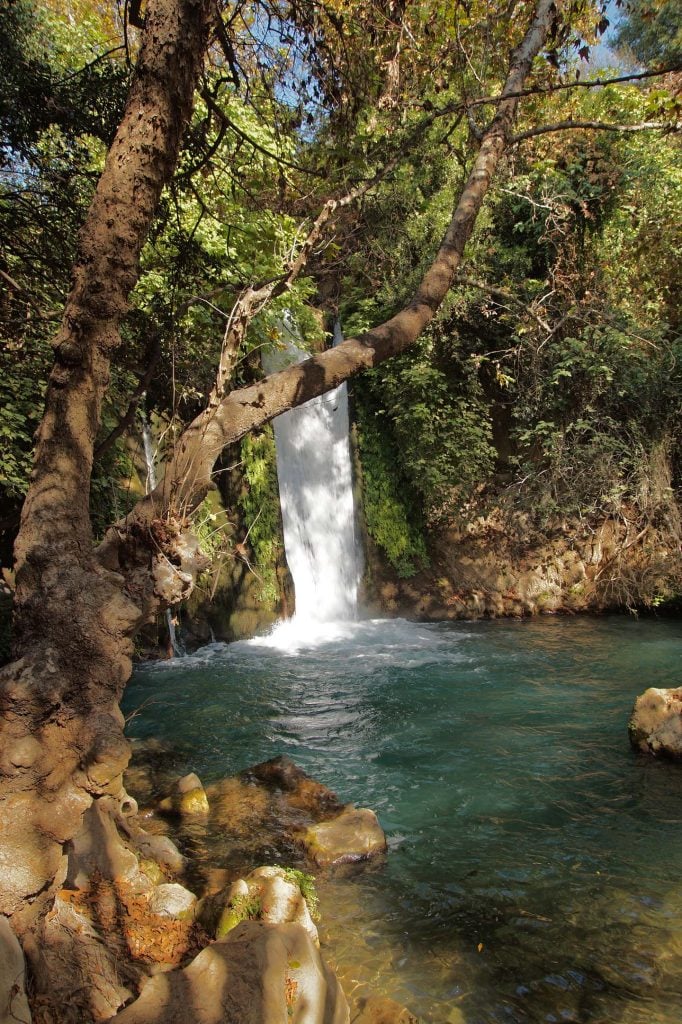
[0,917,31,1024]
[148,883,197,920]
[301,807,387,868]
[159,772,210,816]
[629,686,682,757]
[112,921,349,1024]
[354,995,420,1024]
[211,865,318,943]
[235,757,386,868]
[243,756,343,817]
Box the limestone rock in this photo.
[629,687,682,757]
[0,917,31,1024]
[301,807,387,868]
[131,831,185,873]
[159,772,210,815]
[354,995,420,1024]
[214,866,318,943]
[149,882,197,920]
[66,795,148,891]
[112,921,349,1024]
[32,897,135,1021]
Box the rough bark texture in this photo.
[0,0,213,943]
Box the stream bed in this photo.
[124,614,682,1024]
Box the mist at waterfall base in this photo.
[125,614,682,1024]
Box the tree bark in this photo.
[0,0,213,941]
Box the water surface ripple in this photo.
[125,615,682,1023]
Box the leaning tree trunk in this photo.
[0,0,555,1016]
[0,0,213,941]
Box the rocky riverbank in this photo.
[3,748,417,1024]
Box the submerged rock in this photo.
[629,686,682,758]
[354,995,420,1024]
[302,807,387,868]
[234,756,387,869]
[112,921,349,1024]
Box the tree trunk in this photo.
[0,0,212,943]
[0,0,555,1017]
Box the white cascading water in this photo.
[256,320,362,647]
[140,411,185,657]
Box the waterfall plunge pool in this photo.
[124,614,682,1023]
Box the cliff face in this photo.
[362,508,682,622]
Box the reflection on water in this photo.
[124,615,682,1023]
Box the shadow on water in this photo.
[123,615,682,1023]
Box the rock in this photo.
[301,807,387,868]
[66,795,149,891]
[159,772,210,815]
[112,921,349,1024]
[31,897,135,1021]
[131,832,185,874]
[214,866,318,943]
[205,757,386,874]
[148,883,197,920]
[243,756,343,816]
[629,687,682,757]
[0,917,31,1024]
[354,995,420,1023]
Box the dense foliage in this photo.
[1,0,680,603]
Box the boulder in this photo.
[111,921,349,1024]
[148,883,197,920]
[131,832,185,874]
[301,807,387,868]
[0,917,31,1024]
[629,687,682,758]
[212,866,318,943]
[158,772,210,816]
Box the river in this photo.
[124,613,682,1024]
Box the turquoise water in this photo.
[124,615,682,1023]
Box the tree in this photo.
[0,0,676,1015]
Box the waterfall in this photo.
[140,409,185,657]
[266,320,362,630]
[141,414,158,492]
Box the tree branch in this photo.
[94,338,162,460]
[512,119,679,143]
[207,161,400,407]
[96,0,558,567]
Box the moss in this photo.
[216,894,262,939]
[280,867,320,922]
[238,428,284,605]
[354,392,428,577]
